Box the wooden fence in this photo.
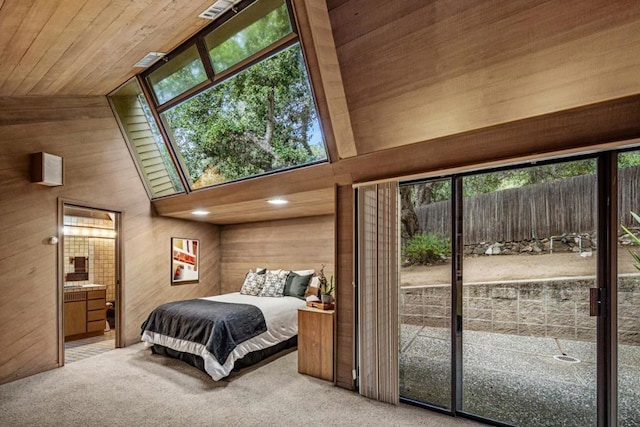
[415,165,640,244]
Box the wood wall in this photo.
[335,185,353,389]
[220,215,335,295]
[324,0,640,391]
[0,96,220,385]
[327,0,640,155]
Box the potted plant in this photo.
[317,264,334,304]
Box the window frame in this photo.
[131,0,329,195]
[141,0,300,114]
[107,76,189,200]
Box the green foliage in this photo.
[404,233,451,265]
[208,3,292,72]
[151,55,208,105]
[621,211,640,272]
[619,152,640,169]
[463,159,598,197]
[163,44,325,186]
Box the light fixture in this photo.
[63,226,116,238]
[267,198,288,205]
[191,210,210,216]
[134,52,166,68]
[31,152,63,186]
[198,0,239,19]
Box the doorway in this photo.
[385,149,640,425]
[58,202,122,365]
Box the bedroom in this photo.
[1,1,640,426]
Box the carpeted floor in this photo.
[0,344,484,427]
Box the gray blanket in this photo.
[141,299,267,365]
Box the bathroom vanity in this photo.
[64,284,107,341]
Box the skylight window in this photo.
[162,43,326,188]
[204,0,292,74]
[110,79,185,198]
[111,0,328,198]
[146,44,208,106]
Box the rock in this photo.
[473,246,485,255]
[521,245,533,252]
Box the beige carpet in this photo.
[0,344,484,427]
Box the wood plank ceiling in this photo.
[0,0,216,96]
[0,0,342,224]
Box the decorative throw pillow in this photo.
[240,271,266,296]
[283,272,314,300]
[259,270,288,297]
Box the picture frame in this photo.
[171,237,199,285]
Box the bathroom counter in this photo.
[64,286,107,340]
[64,284,106,293]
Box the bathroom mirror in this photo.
[171,238,199,285]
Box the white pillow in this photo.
[240,272,266,296]
[259,271,287,297]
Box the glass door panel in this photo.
[399,180,452,409]
[461,160,598,426]
[618,150,640,425]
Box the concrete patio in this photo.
[400,325,640,426]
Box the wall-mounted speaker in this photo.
[31,152,63,186]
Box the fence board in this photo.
[415,165,640,244]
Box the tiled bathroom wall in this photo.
[64,216,116,302]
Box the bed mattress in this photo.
[141,292,305,380]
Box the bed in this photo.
[141,292,307,380]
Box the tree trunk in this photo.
[264,90,275,150]
[400,186,422,242]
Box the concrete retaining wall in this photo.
[401,274,640,344]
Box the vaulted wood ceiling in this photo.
[0,0,345,224]
[0,0,217,96]
[3,0,640,225]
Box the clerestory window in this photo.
[109,0,327,197]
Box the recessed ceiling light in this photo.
[191,210,210,216]
[267,198,288,205]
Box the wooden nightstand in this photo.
[298,307,334,381]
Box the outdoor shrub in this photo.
[404,233,451,265]
[622,211,640,271]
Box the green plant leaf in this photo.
[622,211,640,271]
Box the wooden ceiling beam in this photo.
[332,94,640,184]
[152,162,336,219]
[293,0,357,161]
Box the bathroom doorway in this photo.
[58,201,122,365]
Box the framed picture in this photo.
[171,238,199,285]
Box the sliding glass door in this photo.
[461,160,598,426]
[395,150,640,426]
[618,149,640,425]
[399,179,452,409]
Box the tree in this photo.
[164,44,324,186]
[400,186,422,242]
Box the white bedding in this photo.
[141,293,305,380]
